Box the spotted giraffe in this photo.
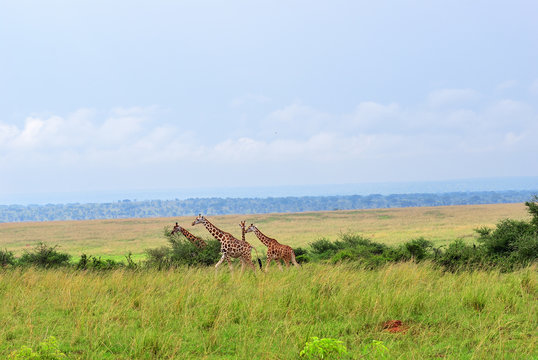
[171,222,207,249]
[239,220,248,242]
[245,223,299,271]
[192,214,260,272]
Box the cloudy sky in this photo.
[1,1,537,203]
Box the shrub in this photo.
[511,233,538,263]
[435,239,485,272]
[18,243,70,268]
[403,237,433,261]
[1,248,15,267]
[145,246,171,269]
[299,337,349,359]
[335,233,381,252]
[168,237,222,267]
[330,249,355,264]
[293,247,310,264]
[309,238,339,257]
[476,219,536,256]
[525,195,538,228]
[76,254,121,270]
[9,336,66,359]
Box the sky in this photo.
[1,1,537,203]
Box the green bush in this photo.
[1,248,15,267]
[299,337,349,359]
[511,233,538,263]
[9,336,66,359]
[330,249,355,264]
[76,254,121,270]
[335,233,385,254]
[435,239,485,272]
[145,246,171,269]
[403,237,433,261]
[293,247,310,264]
[18,243,70,268]
[309,238,339,258]
[524,195,538,228]
[476,219,536,256]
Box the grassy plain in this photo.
[0,203,530,259]
[0,263,536,359]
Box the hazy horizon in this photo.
[2,176,537,206]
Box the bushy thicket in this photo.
[1,248,16,267]
[18,243,71,268]
[297,197,538,271]
[303,234,435,269]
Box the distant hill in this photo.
[0,190,536,223]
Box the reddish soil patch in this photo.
[382,320,409,333]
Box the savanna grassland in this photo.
[0,264,536,359]
[0,203,530,259]
[0,203,536,359]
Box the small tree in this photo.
[1,248,15,267]
[18,243,70,268]
[525,195,538,228]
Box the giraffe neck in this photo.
[180,227,203,243]
[203,219,227,243]
[253,227,273,247]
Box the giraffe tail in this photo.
[252,246,262,270]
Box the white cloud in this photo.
[348,102,402,133]
[1,87,537,194]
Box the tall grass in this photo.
[1,263,536,359]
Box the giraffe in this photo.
[239,220,247,242]
[171,222,207,249]
[245,223,299,271]
[192,214,260,272]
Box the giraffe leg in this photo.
[245,253,256,271]
[291,252,300,267]
[215,253,227,271]
[265,257,273,272]
[227,257,233,272]
[277,259,283,271]
[248,257,256,271]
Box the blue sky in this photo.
[1,1,537,202]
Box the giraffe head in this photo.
[192,214,205,226]
[171,222,181,235]
[239,221,246,232]
[245,223,257,233]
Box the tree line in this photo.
[0,189,536,223]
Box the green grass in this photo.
[0,263,536,359]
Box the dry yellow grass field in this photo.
[0,203,530,258]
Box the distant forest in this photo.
[1,190,537,223]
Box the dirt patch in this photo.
[382,320,409,333]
